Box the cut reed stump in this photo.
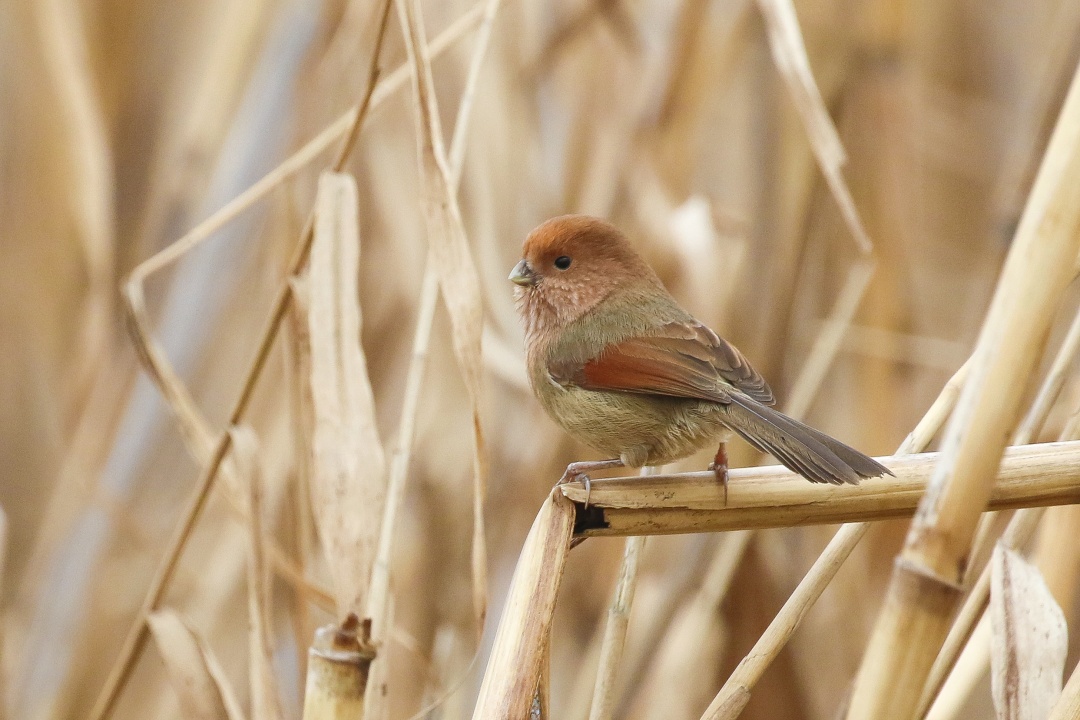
[302,615,377,720]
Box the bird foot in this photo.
[709,443,730,506]
[557,469,592,508]
[556,459,624,510]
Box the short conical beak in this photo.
[508,259,536,286]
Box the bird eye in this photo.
[554,256,572,270]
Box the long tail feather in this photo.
[723,394,892,485]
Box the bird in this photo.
[509,214,891,500]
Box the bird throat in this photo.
[516,280,610,348]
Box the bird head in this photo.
[510,215,660,336]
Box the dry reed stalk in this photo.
[988,546,1066,719]
[471,493,575,720]
[115,5,486,552]
[286,273,317,653]
[564,441,1080,536]
[963,304,1080,581]
[700,360,970,719]
[146,609,246,720]
[306,170,385,618]
[230,428,283,720]
[846,59,1080,720]
[587,536,646,720]
[1017,306,1080,443]
[920,404,1080,716]
[86,5,394,717]
[924,617,993,720]
[1033,503,1080,609]
[703,525,866,718]
[586,466,659,720]
[397,0,489,637]
[136,427,293,720]
[301,616,377,720]
[361,0,502,713]
[921,508,1050,719]
[912,308,1080,717]
[364,0,502,695]
[109,5,487,705]
[755,0,873,256]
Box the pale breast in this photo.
[536,377,726,467]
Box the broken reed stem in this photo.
[301,615,377,720]
[471,493,575,720]
[847,58,1080,720]
[566,441,1080,537]
[86,6,395,719]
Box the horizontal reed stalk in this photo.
[564,441,1080,537]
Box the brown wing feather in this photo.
[551,321,774,405]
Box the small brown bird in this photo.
[510,215,890,496]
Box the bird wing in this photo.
[549,321,774,405]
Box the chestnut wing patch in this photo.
[550,322,774,405]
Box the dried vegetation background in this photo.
[4,0,1080,718]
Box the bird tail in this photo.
[722,395,891,485]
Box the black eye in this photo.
[554,256,572,270]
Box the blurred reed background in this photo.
[3,0,1080,718]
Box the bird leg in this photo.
[709,441,730,505]
[557,458,625,509]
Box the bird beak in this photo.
[508,259,536,286]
